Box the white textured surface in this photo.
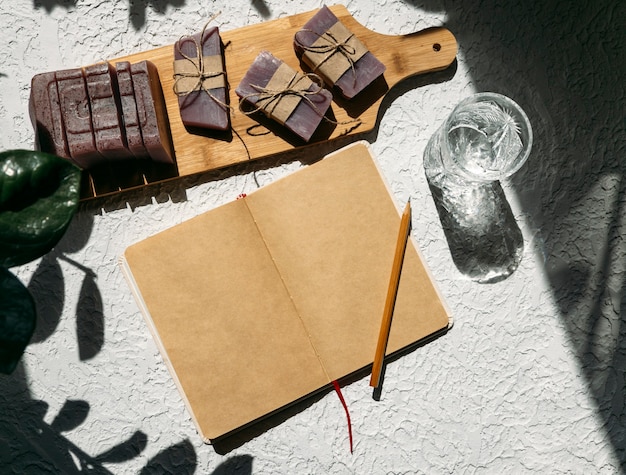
[1,0,625,473]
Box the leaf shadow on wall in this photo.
[32,0,77,12]
[0,355,256,473]
[1,212,198,472]
[128,0,186,30]
[0,363,201,473]
[0,364,148,473]
[26,212,106,362]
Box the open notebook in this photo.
[120,141,451,442]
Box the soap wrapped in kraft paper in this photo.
[294,5,386,99]
[235,51,333,142]
[173,24,229,131]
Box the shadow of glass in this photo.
[426,176,524,283]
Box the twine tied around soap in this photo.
[294,24,366,87]
[239,70,328,124]
[173,16,230,112]
[240,69,361,131]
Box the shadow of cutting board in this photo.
[81,5,457,199]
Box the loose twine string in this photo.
[294,28,358,87]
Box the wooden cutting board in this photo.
[81,5,457,199]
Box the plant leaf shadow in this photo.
[27,254,65,344]
[210,454,254,475]
[0,363,198,473]
[75,269,105,361]
[50,399,90,433]
[138,438,197,474]
[32,0,77,12]
[128,0,187,30]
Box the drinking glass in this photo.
[424,92,533,187]
[423,92,533,283]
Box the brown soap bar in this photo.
[29,71,71,162]
[174,26,229,131]
[115,61,147,158]
[85,62,131,160]
[130,61,175,164]
[235,51,333,142]
[56,68,105,169]
[294,6,386,99]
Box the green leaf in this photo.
[0,267,36,374]
[0,150,81,268]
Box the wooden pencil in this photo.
[370,200,412,388]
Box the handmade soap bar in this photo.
[235,51,332,142]
[294,6,386,99]
[173,26,229,131]
[56,68,104,169]
[115,61,147,158]
[130,61,175,164]
[85,62,131,160]
[29,71,70,161]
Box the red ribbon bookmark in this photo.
[332,380,353,454]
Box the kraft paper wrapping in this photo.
[255,62,314,125]
[173,55,226,94]
[302,21,368,84]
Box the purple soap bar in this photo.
[85,62,132,160]
[174,26,229,131]
[29,71,71,162]
[130,61,175,164]
[294,6,386,99]
[235,51,332,142]
[115,61,147,158]
[56,68,105,169]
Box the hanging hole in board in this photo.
[433,43,441,52]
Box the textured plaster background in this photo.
[1,0,625,473]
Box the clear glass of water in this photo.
[423,93,532,283]
[425,92,533,186]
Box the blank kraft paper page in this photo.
[245,142,450,381]
[123,197,329,441]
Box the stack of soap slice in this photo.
[29,60,174,170]
[235,51,332,142]
[85,62,129,161]
[173,25,229,131]
[116,62,147,158]
[129,61,175,164]
[293,5,386,99]
[55,68,101,169]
